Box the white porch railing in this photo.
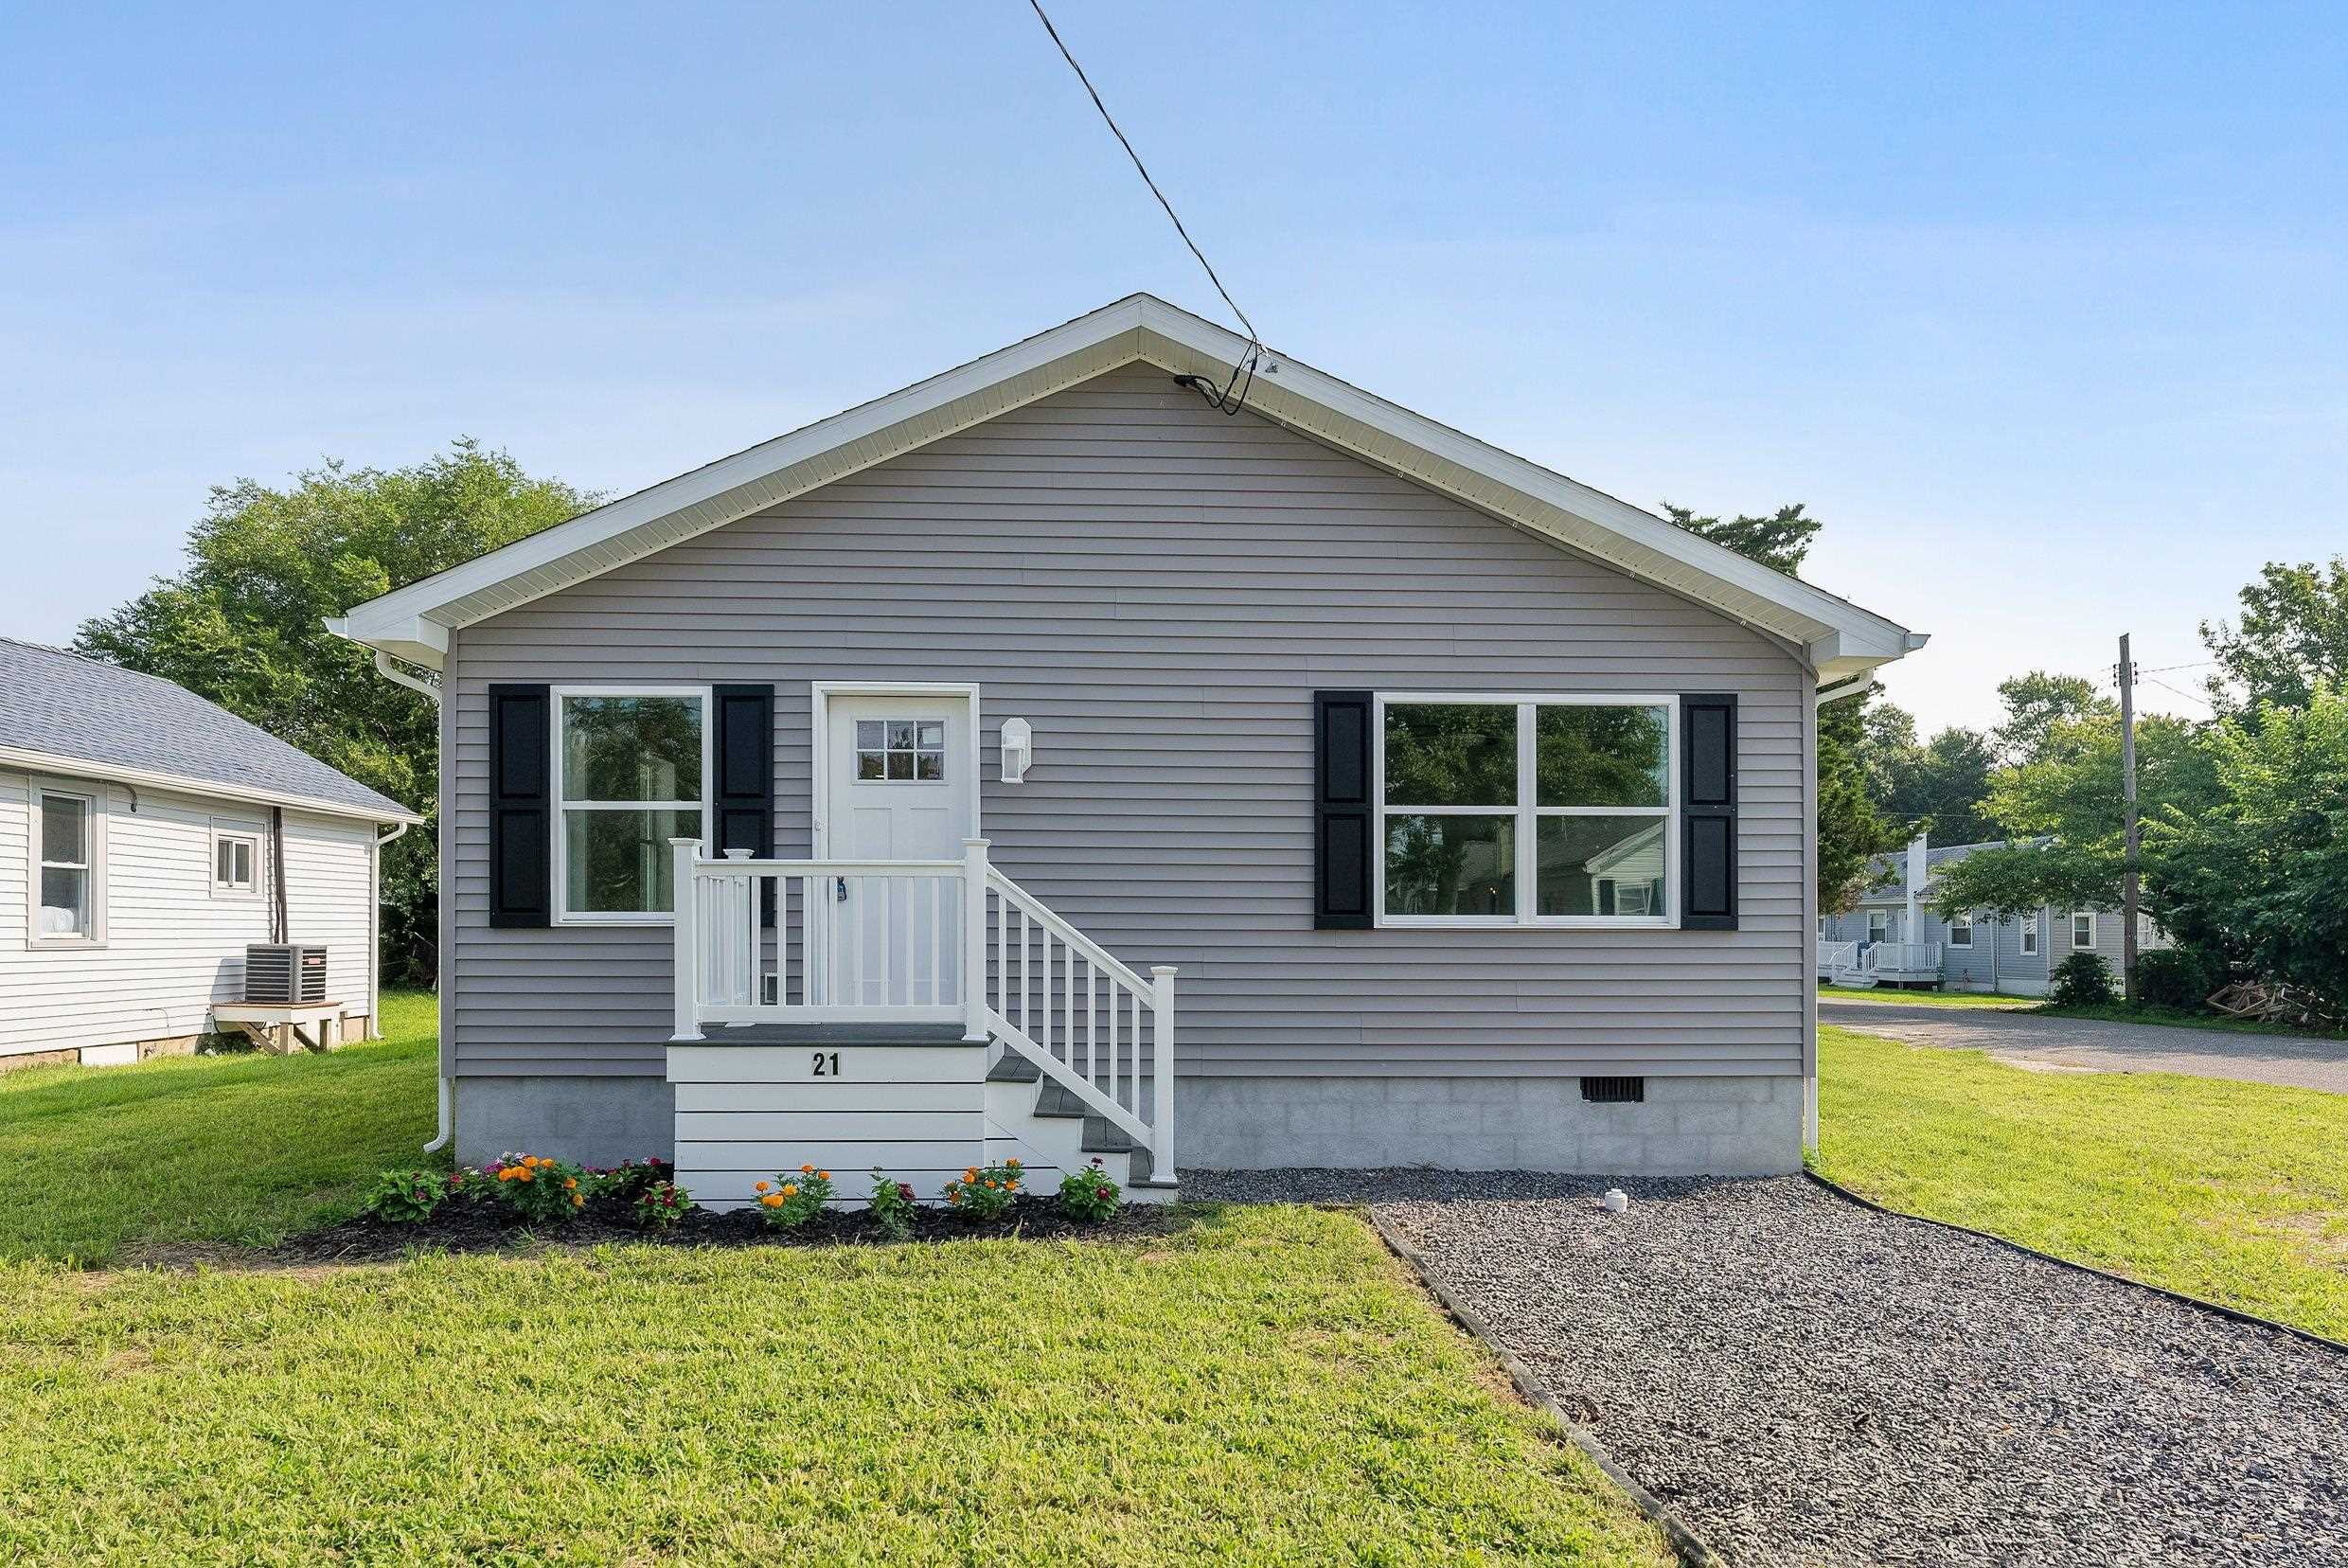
[1818,939,1859,977]
[668,837,1176,1181]
[1860,940,1943,978]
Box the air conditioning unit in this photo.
[246,943,328,1004]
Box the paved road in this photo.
[1821,998,2348,1094]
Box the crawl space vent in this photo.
[1579,1076,1645,1105]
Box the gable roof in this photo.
[0,639,418,824]
[331,294,1926,680]
[1857,838,2054,902]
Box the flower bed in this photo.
[288,1155,1163,1264]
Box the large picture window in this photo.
[554,688,708,920]
[1378,695,1674,926]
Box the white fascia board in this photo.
[335,291,1921,675]
[0,745,425,826]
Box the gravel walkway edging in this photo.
[1366,1210,1720,1568]
[1799,1169,2348,1357]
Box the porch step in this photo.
[702,1022,976,1046]
[985,1053,1041,1083]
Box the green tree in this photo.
[2201,557,2348,717]
[76,441,592,981]
[1663,498,1892,906]
[1658,502,1822,577]
[1993,670,2113,766]
[1877,726,2002,846]
[2149,686,2348,1015]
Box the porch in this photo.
[1818,939,1945,989]
[665,837,1177,1206]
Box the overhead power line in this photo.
[1025,0,1263,413]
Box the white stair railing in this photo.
[1818,939,1859,975]
[669,837,1177,1181]
[972,846,1175,1184]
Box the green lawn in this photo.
[1816,984,2033,1007]
[1814,1025,2348,1341]
[0,990,439,1266]
[0,995,1667,1566]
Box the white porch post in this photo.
[1150,964,1178,1183]
[1904,830,1927,941]
[669,838,703,1042]
[962,838,990,1042]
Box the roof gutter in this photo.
[0,744,421,826]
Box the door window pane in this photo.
[1536,705,1668,808]
[563,810,703,914]
[856,717,948,785]
[1537,816,1668,917]
[1382,704,1516,807]
[560,696,702,803]
[1384,814,1514,917]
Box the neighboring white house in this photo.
[0,638,421,1068]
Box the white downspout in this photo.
[342,638,450,1156]
[372,820,409,1043]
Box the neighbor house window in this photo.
[1948,913,1973,949]
[2019,913,2039,955]
[1378,696,1673,925]
[554,688,708,920]
[211,825,259,895]
[2071,910,2096,950]
[31,783,104,944]
[1867,910,1888,943]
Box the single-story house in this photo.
[330,293,1925,1202]
[0,638,421,1067]
[1818,836,2167,996]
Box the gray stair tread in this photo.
[1080,1114,1139,1153]
[985,1054,1042,1083]
[702,1023,974,1046]
[1033,1081,1087,1118]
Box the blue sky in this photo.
[4,2,2341,732]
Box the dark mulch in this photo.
[276,1192,1185,1264]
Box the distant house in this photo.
[1817,837,2166,997]
[0,639,420,1068]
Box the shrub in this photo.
[1058,1157,1122,1223]
[867,1167,919,1240]
[2133,947,2222,1011]
[633,1180,696,1232]
[755,1164,833,1228]
[364,1167,462,1224]
[483,1152,589,1224]
[2050,952,2117,1007]
[942,1159,1023,1220]
[594,1157,674,1203]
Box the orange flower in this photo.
[518,1169,535,1183]
[984,1180,998,1190]
[964,1167,979,1182]
[781,1183,798,1197]
[564,1178,578,1190]
[760,1193,783,1208]
[1005,1158,1022,1169]
[755,1181,771,1193]
[816,1170,830,1182]
[800,1163,814,1174]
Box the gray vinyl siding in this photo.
[447,367,1813,1081]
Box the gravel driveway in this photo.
[1190,1170,2348,1568]
[1821,998,2348,1094]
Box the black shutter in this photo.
[1314,689,1375,930]
[713,684,775,920]
[488,684,551,929]
[1681,692,1738,930]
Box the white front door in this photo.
[820,693,973,1009]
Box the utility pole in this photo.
[2119,633,2140,1002]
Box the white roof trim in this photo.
[0,745,425,825]
[339,293,1920,680]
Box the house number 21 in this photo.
[811,1051,843,1077]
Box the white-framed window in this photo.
[1948,912,1973,949]
[1375,693,1676,927]
[2019,912,2040,956]
[551,686,710,923]
[1867,910,1889,943]
[2071,910,2096,950]
[854,718,948,782]
[29,780,106,946]
[210,822,261,896]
